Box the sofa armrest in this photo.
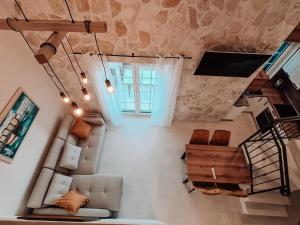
[82,116,105,126]
[71,174,123,212]
[33,207,111,218]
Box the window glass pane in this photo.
[108,63,136,112]
[139,65,155,113]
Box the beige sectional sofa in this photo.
[26,114,123,219]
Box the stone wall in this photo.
[0,0,299,121]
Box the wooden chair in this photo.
[181,129,209,160]
[209,130,231,146]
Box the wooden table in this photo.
[185,144,252,184]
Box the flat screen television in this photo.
[194,51,271,77]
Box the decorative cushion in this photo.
[54,190,89,214]
[43,173,73,205]
[71,118,93,139]
[59,143,82,170]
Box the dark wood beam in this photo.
[0,19,107,33]
[286,22,300,42]
[34,32,66,64]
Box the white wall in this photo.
[0,31,66,216]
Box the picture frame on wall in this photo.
[0,87,39,163]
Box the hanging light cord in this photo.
[93,33,108,80]
[11,21,69,97]
[61,41,84,88]
[47,63,71,97]
[64,0,75,23]
[14,0,29,21]
[65,35,83,72]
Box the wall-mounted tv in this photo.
[194,51,271,78]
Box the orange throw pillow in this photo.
[71,118,92,139]
[54,190,88,214]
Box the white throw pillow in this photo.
[43,173,73,205]
[59,143,82,170]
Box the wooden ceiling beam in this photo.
[0,19,107,33]
[34,32,66,64]
[285,22,300,42]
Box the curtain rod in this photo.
[73,52,192,60]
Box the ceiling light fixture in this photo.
[60,92,70,103]
[81,88,90,101]
[81,72,88,84]
[72,102,83,116]
[94,33,114,93]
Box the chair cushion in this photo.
[71,118,93,139]
[71,174,123,211]
[27,168,54,208]
[59,143,82,170]
[54,190,89,214]
[33,207,111,218]
[44,173,73,205]
[72,125,106,175]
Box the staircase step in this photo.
[240,199,288,217]
[243,192,291,205]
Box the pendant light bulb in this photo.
[81,72,88,84]
[60,92,70,103]
[105,79,114,93]
[82,88,90,101]
[72,102,83,116]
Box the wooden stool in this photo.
[181,129,209,159]
[209,130,231,146]
[217,183,248,197]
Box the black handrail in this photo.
[239,116,300,196]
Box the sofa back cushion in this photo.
[27,168,54,208]
[43,138,65,170]
[57,115,74,141]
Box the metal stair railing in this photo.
[239,116,300,196]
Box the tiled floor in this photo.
[98,113,298,225]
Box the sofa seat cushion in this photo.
[71,174,123,212]
[33,207,111,218]
[72,125,106,175]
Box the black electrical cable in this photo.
[10,21,67,96]
[93,33,108,80]
[61,41,84,88]
[14,0,29,21]
[64,0,75,23]
[65,35,83,72]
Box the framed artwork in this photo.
[0,88,39,163]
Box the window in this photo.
[108,63,156,114]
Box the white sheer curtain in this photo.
[151,56,184,127]
[83,54,123,126]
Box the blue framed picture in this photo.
[0,88,39,163]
